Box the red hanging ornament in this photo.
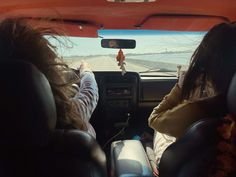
[116,49,126,75]
[116,49,125,64]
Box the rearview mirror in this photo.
[101,39,136,49]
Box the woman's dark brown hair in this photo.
[181,22,236,100]
[0,18,87,130]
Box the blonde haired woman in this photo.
[0,18,98,138]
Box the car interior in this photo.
[0,0,235,177]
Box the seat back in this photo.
[0,60,57,148]
[40,129,107,177]
[0,60,107,177]
[159,118,222,177]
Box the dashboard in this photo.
[94,72,138,124]
[92,71,177,144]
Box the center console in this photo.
[94,72,139,143]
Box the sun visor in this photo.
[27,19,99,37]
[138,15,229,31]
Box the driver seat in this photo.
[0,60,107,177]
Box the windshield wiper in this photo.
[139,68,177,77]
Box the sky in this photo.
[47,30,206,57]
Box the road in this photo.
[65,56,150,72]
[65,55,182,73]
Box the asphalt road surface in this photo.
[64,55,181,73]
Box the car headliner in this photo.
[0,0,235,37]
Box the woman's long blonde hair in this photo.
[0,18,87,130]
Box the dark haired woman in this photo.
[148,22,236,164]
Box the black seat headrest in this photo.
[227,72,236,116]
[0,60,57,148]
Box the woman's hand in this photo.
[178,71,186,88]
[78,60,92,77]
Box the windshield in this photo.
[48,30,205,75]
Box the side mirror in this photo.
[101,39,136,49]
